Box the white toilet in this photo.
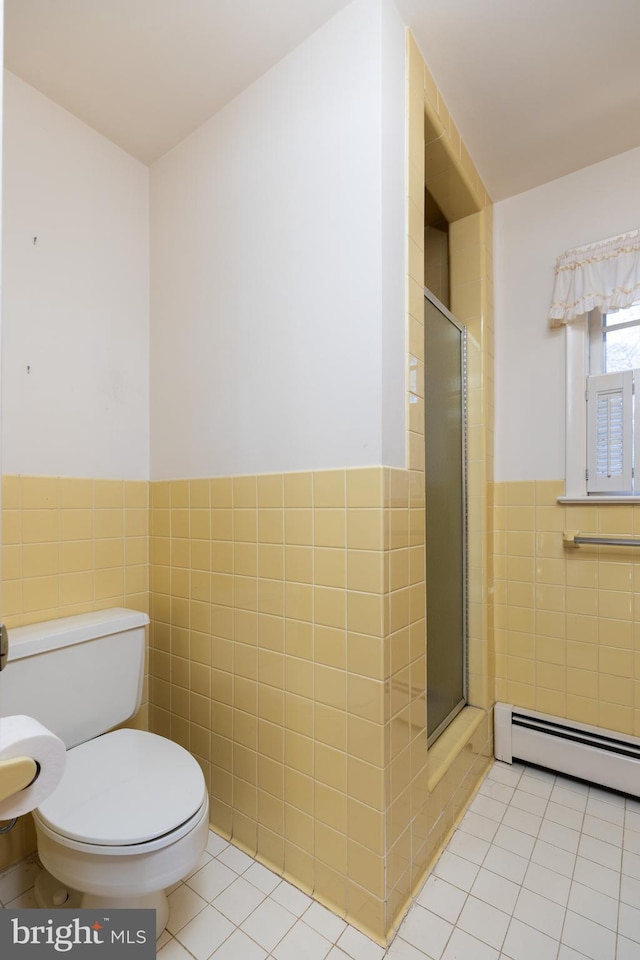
[1,608,209,937]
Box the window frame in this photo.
[565,317,589,498]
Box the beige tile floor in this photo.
[2,760,639,959]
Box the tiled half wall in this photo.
[0,466,491,942]
[495,480,640,738]
[0,474,149,871]
[147,468,492,944]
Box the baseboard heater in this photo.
[494,703,640,799]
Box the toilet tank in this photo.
[0,608,149,748]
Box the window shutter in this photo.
[587,370,634,493]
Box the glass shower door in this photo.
[424,291,467,744]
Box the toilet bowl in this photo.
[32,728,209,936]
[1,608,209,938]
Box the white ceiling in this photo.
[3,0,352,166]
[5,0,640,200]
[396,0,640,199]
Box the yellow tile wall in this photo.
[2,476,149,627]
[495,480,640,738]
[145,459,492,943]
[0,474,149,870]
[148,469,392,937]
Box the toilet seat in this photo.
[34,728,207,852]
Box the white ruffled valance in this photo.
[548,228,640,326]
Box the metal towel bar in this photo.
[563,530,640,548]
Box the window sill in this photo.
[558,496,640,504]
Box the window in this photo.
[566,303,640,497]
[552,228,640,500]
[589,302,640,374]
[586,303,640,494]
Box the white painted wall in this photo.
[494,145,640,481]
[2,71,149,479]
[380,0,408,467]
[149,0,406,479]
[0,0,4,485]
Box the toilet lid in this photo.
[36,729,207,847]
